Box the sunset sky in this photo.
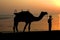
[0,0,60,32]
[0,0,60,15]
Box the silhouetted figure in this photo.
[13,10,48,32]
[48,15,52,31]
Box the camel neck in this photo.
[38,13,45,20]
[33,13,46,21]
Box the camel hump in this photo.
[14,11,33,16]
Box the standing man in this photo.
[48,15,52,31]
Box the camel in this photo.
[13,10,48,32]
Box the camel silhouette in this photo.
[13,10,48,32]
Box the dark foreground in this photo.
[0,31,60,40]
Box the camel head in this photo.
[38,11,48,20]
[39,11,48,17]
[41,11,48,15]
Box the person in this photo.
[48,15,52,31]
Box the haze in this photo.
[0,0,60,32]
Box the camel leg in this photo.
[28,22,31,32]
[15,23,18,32]
[23,23,28,32]
[13,22,18,32]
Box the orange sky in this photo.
[0,0,60,31]
[0,0,60,15]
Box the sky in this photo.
[0,0,60,31]
[0,0,60,15]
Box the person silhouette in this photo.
[48,15,52,31]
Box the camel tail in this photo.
[14,13,19,16]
